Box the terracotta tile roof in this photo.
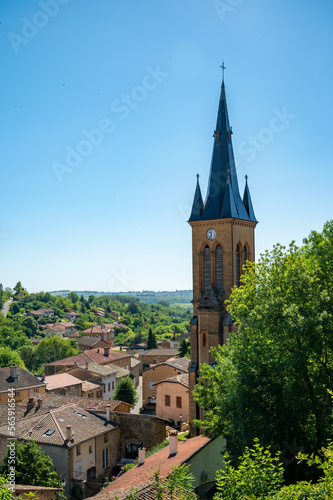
[165,358,190,372]
[82,380,101,392]
[95,481,198,500]
[58,321,76,327]
[95,436,210,495]
[140,349,179,357]
[154,373,189,388]
[130,358,141,368]
[78,337,109,347]
[0,404,117,447]
[45,373,83,390]
[44,348,130,368]
[0,394,130,423]
[0,367,46,393]
[78,363,118,376]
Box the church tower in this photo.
[188,71,257,431]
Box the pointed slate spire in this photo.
[220,170,238,218]
[243,175,257,221]
[188,174,204,222]
[200,71,255,222]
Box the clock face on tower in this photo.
[207,228,216,240]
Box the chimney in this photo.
[26,397,35,411]
[37,398,42,409]
[10,366,19,380]
[85,362,88,370]
[74,362,78,367]
[138,447,146,465]
[106,404,111,421]
[66,425,71,441]
[62,365,66,373]
[42,373,45,381]
[168,431,178,456]
[104,347,110,357]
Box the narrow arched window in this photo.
[215,244,224,294]
[236,244,240,287]
[203,246,211,290]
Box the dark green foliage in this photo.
[214,439,284,500]
[0,440,59,487]
[0,346,25,367]
[147,328,158,349]
[178,338,189,357]
[113,377,138,405]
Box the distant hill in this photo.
[49,289,193,306]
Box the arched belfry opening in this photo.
[236,244,241,287]
[203,246,211,291]
[215,244,224,295]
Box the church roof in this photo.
[189,77,257,223]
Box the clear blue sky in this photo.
[1,0,333,293]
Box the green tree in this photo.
[0,440,59,487]
[127,302,140,315]
[21,316,38,338]
[13,281,24,298]
[113,377,138,405]
[178,338,189,357]
[0,475,13,500]
[18,344,35,371]
[214,439,284,500]
[33,336,78,369]
[147,328,158,349]
[194,223,333,480]
[0,346,25,368]
[10,302,20,315]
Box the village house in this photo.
[68,363,118,400]
[29,308,54,320]
[45,372,83,397]
[78,337,109,351]
[43,323,66,337]
[64,310,80,322]
[81,325,115,347]
[0,366,46,403]
[10,484,62,500]
[139,348,179,370]
[154,373,189,424]
[142,357,189,406]
[0,404,120,499]
[93,433,226,499]
[58,321,77,336]
[44,348,132,376]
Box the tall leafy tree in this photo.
[0,440,59,487]
[147,328,158,349]
[113,377,138,405]
[194,222,333,480]
[0,346,25,368]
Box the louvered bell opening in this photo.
[203,246,211,291]
[215,244,224,294]
[236,244,240,287]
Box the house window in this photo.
[112,381,115,390]
[165,395,170,407]
[149,381,155,390]
[176,397,182,408]
[71,387,74,394]
[15,392,20,396]
[104,433,108,443]
[75,460,82,477]
[33,388,38,393]
[76,444,81,455]
[108,383,110,391]
[103,448,109,469]
[203,334,206,347]
[89,446,92,454]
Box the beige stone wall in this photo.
[0,385,46,404]
[47,384,82,397]
[155,381,189,423]
[95,428,120,479]
[110,412,166,453]
[142,364,183,405]
[139,352,177,368]
[130,362,140,387]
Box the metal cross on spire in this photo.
[220,62,227,82]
